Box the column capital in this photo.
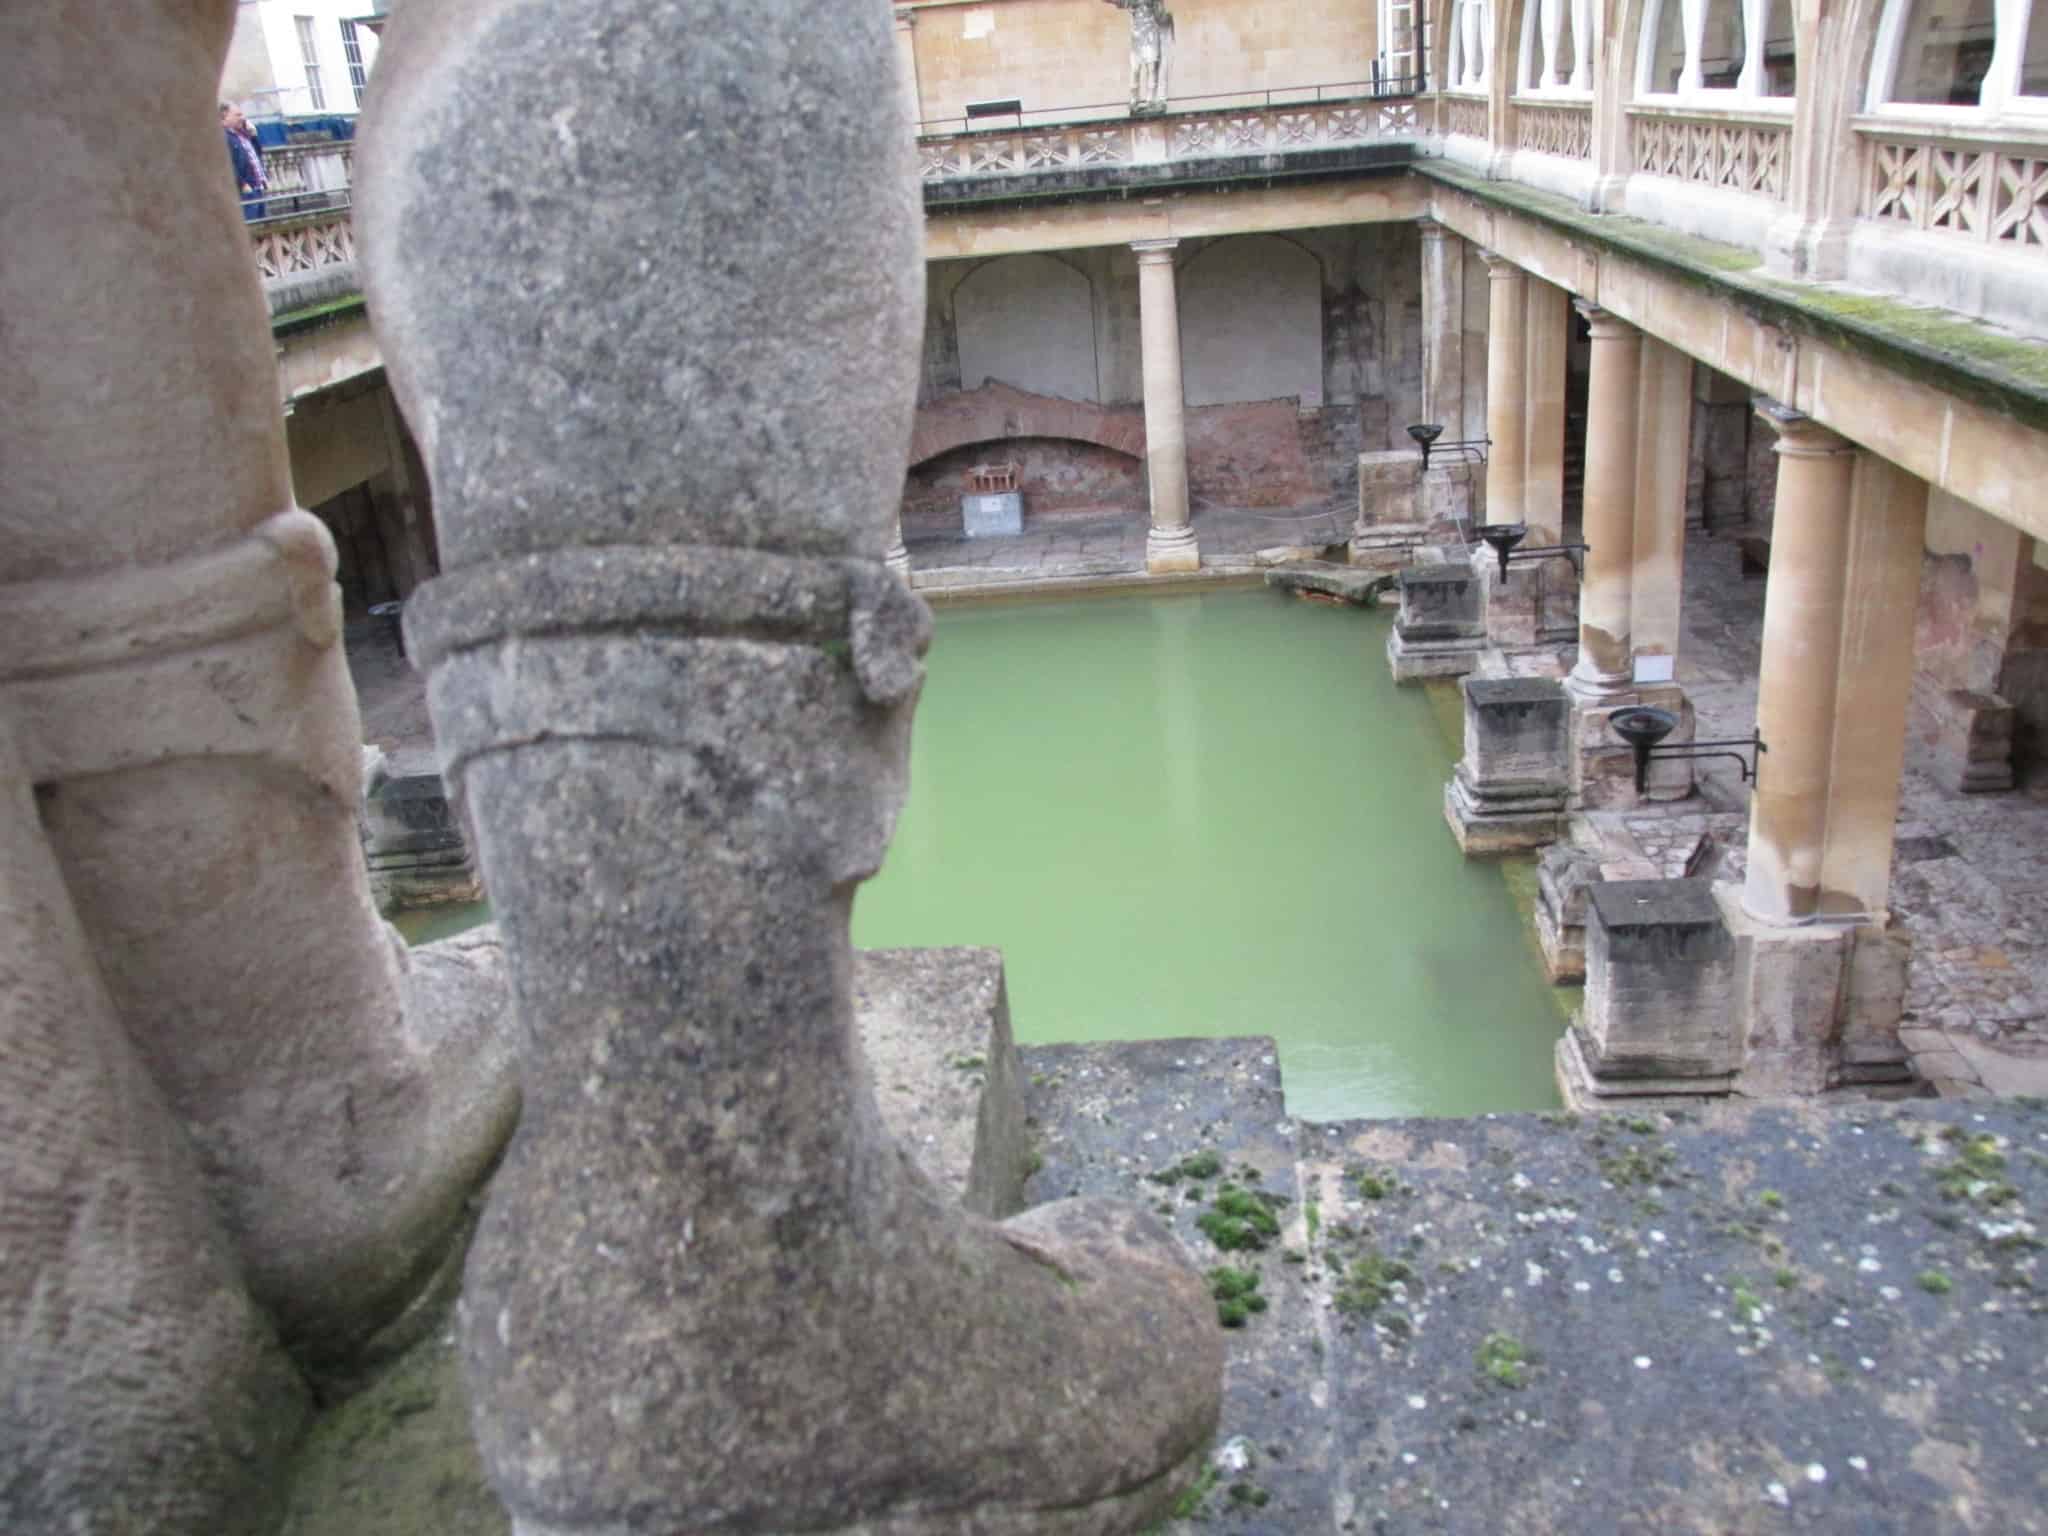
[1572,300,1637,342]
[1480,249,1524,280]
[1755,399,1852,458]
[1131,237,1180,263]
[1417,216,1446,242]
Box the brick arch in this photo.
[908,381,1146,471]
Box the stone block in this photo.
[1388,562,1484,681]
[1575,879,1738,1088]
[1348,522,1432,573]
[1835,922,1914,1085]
[1444,677,1569,855]
[361,758,481,913]
[1420,461,1479,533]
[1714,885,1852,1098]
[1531,841,1638,983]
[1355,447,1421,529]
[1935,688,2014,793]
[1476,541,1543,651]
[1571,684,1696,810]
[961,490,1023,537]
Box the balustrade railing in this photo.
[916,84,1422,181]
[1513,98,1593,159]
[1441,94,1489,140]
[1858,123,2048,250]
[246,139,359,291]
[1628,107,1789,200]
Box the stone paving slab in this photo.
[1023,1038,1330,1534]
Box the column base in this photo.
[1443,770,1565,856]
[1562,665,1634,707]
[1145,524,1200,575]
[1555,1025,1736,1114]
[1388,626,1485,682]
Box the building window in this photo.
[1449,0,1492,88]
[1520,0,1593,91]
[1637,0,1796,99]
[296,15,326,112]
[341,19,369,105]
[1871,0,2048,111]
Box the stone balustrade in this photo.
[1627,105,1791,201]
[917,91,1421,183]
[1858,120,2048,250]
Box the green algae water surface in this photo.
[848,587,1565,1122]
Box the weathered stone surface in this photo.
[1,0,516,1425]
[1263,561,1392,605]
[1389,563,1486,681]
[1576,879,1738,1088]
[0,719,309,1536]
[362,748,483,913]
[361,3,1221,1531]
[1717,885,1854,1098]
[856,947,1031,1220]
[1935,688,2015,793]
[1445,676,1569,855]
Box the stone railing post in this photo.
[360,3,1222,1533]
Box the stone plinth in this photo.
[1444,676,1570,854]
[1571,683,1697,810]
[1388,563,1485,681]
[1559,879,1737,1109]
[1838,922,1915,1086]
[361,752,481,913]
[1935,688,2014,793]
[962,490,1023,537]
[1715,885,1853,1097]
[1476,542,1543,650]
[1532,843,1656,983]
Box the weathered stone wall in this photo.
[912,222,1422,521]
[903,0,1378,124]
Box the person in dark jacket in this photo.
[222,102,267,220]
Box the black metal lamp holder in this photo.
[1609,706,1766,795]
[1467,522,1589,582]
[1406,422,1489,476]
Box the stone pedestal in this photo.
[1349,447,1428,571]
[1570,683,1697,810]
[1477,543,1543,650]
[1533,843,1656,983]
[1935,688,2015,793]
[1557,879,1738,1110]
[361,751,482,913]
[1444,676,1570,854]
[1388,562,1486,680]
[1715,885,1851,1097]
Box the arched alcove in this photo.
[953,253,1099,404]
[1178,236,1324,409]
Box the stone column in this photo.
[1481,251,1528,529]
[886,510,912,580]
[1135,237,1199,573]
[1566,303,1644,701]
[1631,338,1693,675]
[1821,453,1928,917]
[1522,277,1569,548]
[361,5,1222,1533]
[0,0,516,1379]
[1419,219,1464,433]
[1742,405,1857,924]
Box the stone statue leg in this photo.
[0,0,519,1378]
[359,2,1223,1532]
[0,714,309,1536]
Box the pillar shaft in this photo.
[1419,220,1464,433]
[1570,304,1644,694]
[1819,454,1929,916]
[1135,238,1198,572]
[1744,406,1857,923]
[1482,252,1528,529]
[1630,338,1693,670]
[1522,277,1569,548]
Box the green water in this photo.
[394,588,1568,1121]
[849,588,1564,1122]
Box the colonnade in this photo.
[1420,223,1942,1100]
